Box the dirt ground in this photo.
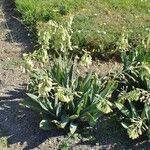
[0,0,149,150]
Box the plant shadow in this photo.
[70,115,150,150]
[0,87,65,150]
[1,0,36,53]
[93,116,150,150]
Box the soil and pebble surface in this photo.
[0,0,149,149]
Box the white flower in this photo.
[97,30,100,33]
[38,76,53,97]
[55,86,74,103]
[94,13,98,16]
[80,53,92,67]
[102,31,107,35]
[78,30,81,33]
[23,53,34,72]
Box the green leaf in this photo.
[128,101,138,117]
[70,122,77,134]
[26,93,38,102]
[115,102,131,117]
[21,98,45,113]
[100,80,117,98]
[81,72,92,91]
[121,122,128,129]
[56,102,62,117]
[44,98,53,110]
[69,115,79,120]
[80,103,97,116]
[39,100,50,112]
[40,119,54,130]
[51,120,61,128]
[60,115,69,128]
[86,112,98,126]
[76,90,90,115]
[145,105,150,121]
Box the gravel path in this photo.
[0,0,149,150]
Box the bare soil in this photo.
[0,0,149,150]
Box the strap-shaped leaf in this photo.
[80,72,92,91]
[76,89,91,115]
[40,119,54,130]
[86,112,98,126]
[56,102,62,117]
[100,80,117,98]
[21,98,45,113]
[128,100,138,117]
[80,103,97,116]
[70,122,78,134]
[69,115,79,120]
[39,100,50,112]
[60,115,69,128]
[121,122,129,129]
[145,105,150,121]
[115,102,131,117]
[26,93,38,102]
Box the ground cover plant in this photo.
[22,33,150,142]
[15,0,150,55]
[22,54,117,134]
[114,48,150,140]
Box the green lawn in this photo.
[15,0,150,54]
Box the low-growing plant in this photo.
[37,16,74,54]
[22,40,150,140]
[115,90,150,140]
[22,55,117,134]
[114,48,150,140]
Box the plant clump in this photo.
[18,0,150,143]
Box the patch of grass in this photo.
[15,0,150,54]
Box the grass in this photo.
[15,0,150,54]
